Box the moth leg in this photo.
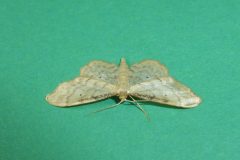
[89,100,124,114]
[127,95,150,121]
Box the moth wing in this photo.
[129,77,201,108]
[46,77,117,107]
[129,60,169,85]
[80,60,118,84]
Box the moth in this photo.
[46,58,201,114]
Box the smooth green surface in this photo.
[1,0,239,159]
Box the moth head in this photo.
[118,92,128,101]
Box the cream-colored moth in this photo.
[46,58,201,113]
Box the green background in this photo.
[1,0,239,159]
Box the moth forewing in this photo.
[128,78,201,108]
[46,77,117,107]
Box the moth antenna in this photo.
[89,99,124,114]
[128,95,150,121]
